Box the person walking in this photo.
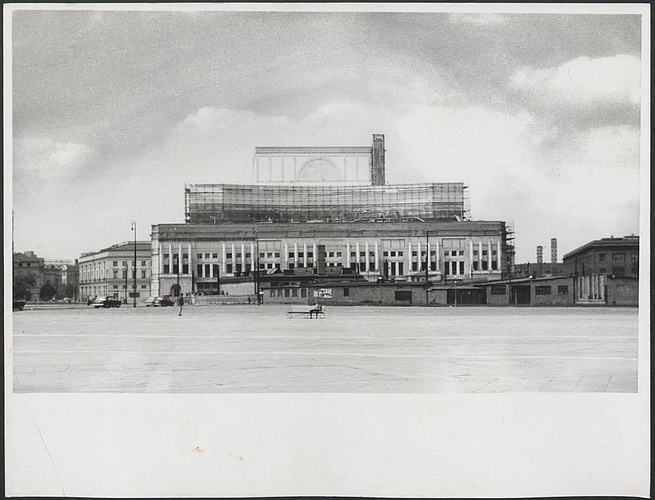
[178,294,184,316]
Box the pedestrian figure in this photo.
[178,295,184,316]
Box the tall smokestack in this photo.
[371,134,386,186]
[551,238,558,263]
[536,246,543,264]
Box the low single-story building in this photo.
[476,276,576,306]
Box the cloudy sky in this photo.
[8,5,645,262]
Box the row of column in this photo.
[158,239,503,277]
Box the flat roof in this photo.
[562,236,639,260]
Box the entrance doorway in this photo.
[170,284,181,297]
[512,285,531,305]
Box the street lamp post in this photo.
[131,221,137,307]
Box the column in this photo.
[294,242,298,267]
[241,243,246,272]
[417,241,421,270]
[222,243,227,274]
[178,244,182,275]
[365,242,369,272]
[435,239,440,274]
[231,243,236,273]
[303,242,307,267]
[478,241,483,269]
[284,242,289,268]
[355,242,360,272]
[427,241,431,273]
[470,240,474,276]
[346,242,350,268]
[188,243,192,275]
[488,241,492,272]
[251,243,255,272]
[158,244,163,278]
[312,242,317,268]
[407,241,412,274]
[375,242,379,275]
[168,244,172,274]
[497,241,502,271]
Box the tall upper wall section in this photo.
[252,135,385,185]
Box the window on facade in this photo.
[141,271,146,278]
[308,252,313,258]
[123,261,127,267]
[458,262,464,275]
[490,285,506,295]
[288,263,294,269]
[284,289,290,297]
[197,264,203,276]
[430,262,436,271]
[328,252,334,258]
[164,254,169,259]
[491,261,498,270]
[275,252,280,258]
[535,285,551,295]
[301,289,307,298]
[412,251,417,257]
[245,253,250,258]
[292,288,298,297]
[113,261,118,267]
[558,286,569,295]
[226,253,232,259]
[473,261,479,271]
[443,262,450,275]
[277,289,282,297]
[383,251,388,257]
[369,263,375,272]
[113,285,118,290]
[612,253,625,263]
[473,250,478,256]
[343,288,349,297]
[141,285,147,289]
[226,264,233,273]
[197,254,203,259]
[113,271,118,279]
[398,251,404,257]
[270,290,275,297]
[163,265,170,274]
[123,271,128,279]
[482,261,488,271]
[360,252,365,257]
[395,291,412,301]
[337,252,342,258]
[411,263,418,271]
[598,253,606,263]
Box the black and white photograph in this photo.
[4,3,650,497]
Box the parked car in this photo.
[92,296,122,308]
[13,300,26,311]
[156,295,175,307]
[146,296,175,307]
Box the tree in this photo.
[13,273,36,301]
[39,283,57,301]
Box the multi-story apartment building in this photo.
[78,241,152,303]
[13,251,45,300]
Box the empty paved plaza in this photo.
[11,305,638,393]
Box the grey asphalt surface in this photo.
[11,304,638,393]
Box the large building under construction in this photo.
[151,135,514,297]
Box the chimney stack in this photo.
[536,246,543,264]
[550,238,558,263]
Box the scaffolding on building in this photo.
[185,183,469,224]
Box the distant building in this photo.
[78,241,152,303]
[13,251,45,300]
[562,235,639,305]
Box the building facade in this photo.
[79,241,153,303]
[150,220,510,298]
[13,251,45,300]
[151,134,513,298]
[562,235,639,305]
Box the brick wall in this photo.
[606,277,638,306]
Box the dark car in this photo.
[13,300,26,311]
[156,295,175,307]
[92,296,122,308]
